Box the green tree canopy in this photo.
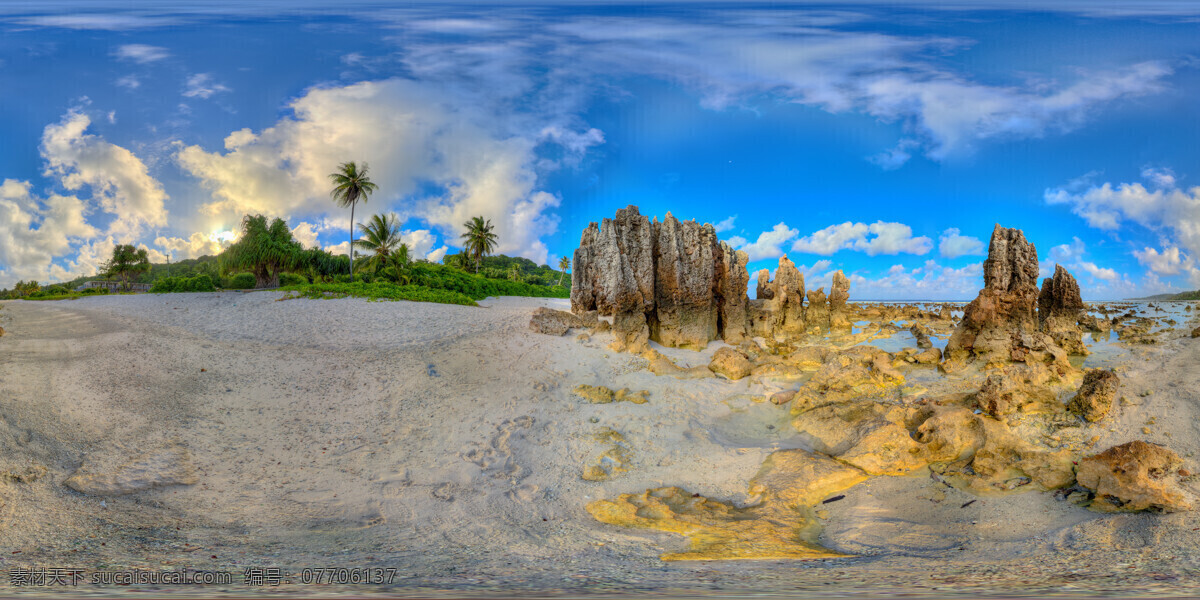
[460,216,498,274]
[219,214,305,288]
[352,213,408,277]
[558,256,570,286]
[328,161,378,281]
[103,245,151,291]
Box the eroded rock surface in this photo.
[1039,264,1087,355]
[529,307,596,336]
[1067,369,1119,422]
[571,207,852,350]
[1076,441,1191,512]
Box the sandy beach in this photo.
[0,291,1196,597]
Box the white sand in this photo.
[1,292,1199,596]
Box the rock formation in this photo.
[748,256,807,340]
[943,225,1077,371]
[1067,368,1119,422]
[571,206,656,351]
[829,271,851,329]
[1039,264,1087,354]
[1075,441,1191,512]
[571,206,853,351]
[528,307,597,336]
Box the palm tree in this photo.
[328,161,378,282]
[558,256,570,286]
[352,213,408,278]
[460,216,498,274]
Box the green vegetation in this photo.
[102,244,151,291]
[227,273,257,289]
[558,256,571,286]
[407,262,567,299]
[329,161,378,281]
[460,216,499,274]
[353,213,410,281]
[442,253,568,287]
[150,274,216,293]
[279,282,477,306]
[220,214,306,288]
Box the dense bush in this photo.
[80,287,109,295]
[151,274,216,293]
[228,273,256,289]
[279,282,477,306]
[277,272,308,287]
[407,262,568,300]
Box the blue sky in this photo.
[2,2,1200,299]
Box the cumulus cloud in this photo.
[1046,168,1200,251]
[290,221,321,249]
[846,259,984,300]
[154,231,231,259]
[113,44,169,63]
[792,221,931,256]
[1133,245,1188,276]
[726,222,799,262]
[183,73,230,99]
[713,215,737,233]
[938,227,985,258]
[0,179,97,285]
[176,78,590,265]
[40,109,168,238]
[1046,168,1200,286]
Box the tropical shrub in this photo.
[228,273,256,289]
[152,274,216,293]
[279,282,477,306]
[219,214,306,288]
[277,272,308,287]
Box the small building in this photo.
[75,280,153,293]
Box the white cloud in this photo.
[117,73,142,88]
[727,222,798,262]
[1133,245,1188,276]
[176,78,580,265]
[40,109,168,239]
[113,44,169,63]
[938,227,985,258]
[846,259,984,300]
[0,179,97,286]
[1046,169,1200,287]
[324,240,351,257]
[13,14,184,30]
[154,232,231,260]
[792,222,869,255]
[1077,261,1119,281]
[425,245,449,262]
[291,221,321,249]
[183,73,231,99]
[792,221,931,256]
[713,214,737,233]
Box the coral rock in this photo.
[708,347,754,380]
[529,307,595,336]
[1067,368,1119,422]
[1076,441,1191,512]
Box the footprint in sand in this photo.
[461,416,535,483]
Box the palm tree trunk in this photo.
[349,202,355,282]
[558,271,564,286]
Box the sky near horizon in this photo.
[2,2,1199,299]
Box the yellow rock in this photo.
[586,487,848,561]
[573,384,649,404]
[582,428,633,481]
[747,449,869,509]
